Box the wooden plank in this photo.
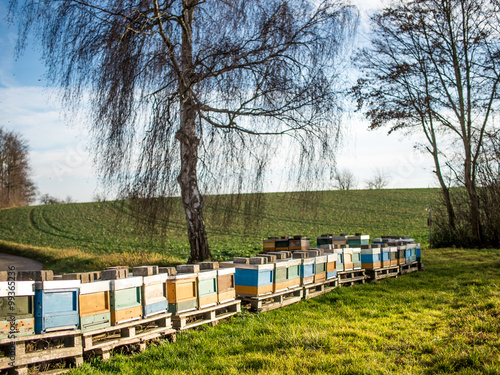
[239,286,303,312]
[365,266,399,281]
[171,300,241,330]
[338,270,366,286]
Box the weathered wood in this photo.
[399,261,419,275]
[171,299,241,330]
[338,269,366,287]
[365,266,399,281]
[239,286,303,312]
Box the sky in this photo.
[0,0,436,203]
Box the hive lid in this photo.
[35,279,81,290]
[197,270,218,280]
[315,255,327,263]
[79,280,111,295]
[142,273,169,285]
[110,276,143,291]
[0,281,34,296]
[217,267,235,276]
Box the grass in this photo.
[0,188,437,273]
[68,247,500,375]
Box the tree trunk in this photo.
[464,154,482,244]
[177,1,211,263]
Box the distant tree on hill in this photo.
[11,0,359,261]
[366,168,391,189]
[333,168,357,190]
[0,127,37,208]
[40,194,74,205]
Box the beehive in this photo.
[408,244,417,262]
[314,255,327,283]
[275,237,290,251]
[34,280,81,334]
[352,248,362,270]
[289,236,310,251]
[416,244,422,262]
[361,247,381,269]
[166,273,198,314]
[405,245,412,263]
[197,270,218,309]
[334,249,344,272]
[79,280,111,332]
[233,262,274,296]
[326,253,337,279]
[142,273,169,318]
[342,248,354,271]
[274,260,289,292]
[217,268,235,303]
[380,247,391,268]
[347,235,370,247]
[0,281,35,338]
[263,238,277,252]
[109,277,143,325]
[331,236,348,246]
[300,258,315,285]
[389,247,398,266]
[316,234,334,247]
[286,259,302,289]
[397,245,406,264]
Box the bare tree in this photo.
[333,168,357,190]
[0,127,37,208]
[353,0,500,244]
[365,168,391,189]
[10,0,358,261]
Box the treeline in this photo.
[0,127,37,208]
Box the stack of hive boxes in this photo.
[292,251,315,285]
[103,267,143,325]
[0,273,35,338]
[167,266,198,314]
[133,266,168,318]
[17,270,82,334]
[216,265,236,304]
[325,252,338,279]
[78,276,111,332]
[360,245,382,269]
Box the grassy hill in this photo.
[0,188,438,273]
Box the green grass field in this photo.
[1,188,499,374]
[68,247,500,375]
[0,188,437,273]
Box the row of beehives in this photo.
[0,234,420,340]
[0,263,236,339]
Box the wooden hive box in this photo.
[217,268,235,304]
[275,237,290,251]
[361,248,381,269]
[331,236,348,246]
[397,246,406,264]
[288,236,309,251]
[326,253,337,279]
[347,235,370,247]
[142,273,169,318]
[233,263,274,297]
[342,248,354,271]
[274,260,289,292]
[300,258,315,286]
[334,249,344,272]
[34,280,81,334]
[416,244,422,262]
[263,238,277,252]
[314,255,327,283]
[79,280,111,332]
[109,277,143,325]
[316,234,334,247]
[389,247,398,266]
[408,244,417,262]
[351,248,362,270]
[197,270,218,309]
[286,259,301,289]
[380,247,391,268]
[0,281,35,339]
[405,245,412,263]
[166,273,198,314]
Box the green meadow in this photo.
[2,188,498,374]
[0,188,436,273]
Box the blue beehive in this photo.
[416,244,421,262]
[405,246,412,263]
[34,280,80,334]
[229,262,274,296]
[380,247,391,267]
[335,249,344,272]
[299,258,315,285]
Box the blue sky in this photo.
[0,0,436,203]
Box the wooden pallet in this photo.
[365,266,399,281]
[303,278,339,300]
[338,269,366,287]
[399,261,420,275]
[0,329,82,375]
[240,286,303,312]
[82,312,176,360]
[171,299,241,330]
